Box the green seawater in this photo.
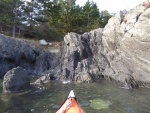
[0,79,150,113]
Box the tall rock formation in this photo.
[56,2,150,88]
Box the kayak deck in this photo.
[55,90,85,113]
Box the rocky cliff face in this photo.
[56,2,150,88]
[102,3,150,88]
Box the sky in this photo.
[76,0,145,13]
[25,0,145,13]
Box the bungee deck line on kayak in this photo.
[55,90,85,113]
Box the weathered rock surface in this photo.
[55,29,104,83]
[55,29,109,83]
[3,67,30,93]
[55,2,150,88]
[34,73,54,84]
[101,3,150,88]
[0,34,58,78]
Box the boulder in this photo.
[39,39,48,45]
[3,67,30,93]
[34,73,54,84]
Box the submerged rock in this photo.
[89,99,112,110]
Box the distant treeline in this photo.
[0,0,112,41]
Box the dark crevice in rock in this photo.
[100,53,111,68]
[136,13,142,22]
[4,57,15,63]
[67,43,70,46]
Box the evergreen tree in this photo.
[20,0,39,28]
[58,0,76,33]
[0,0,23,37]
[71,5,83,33]
[82,0,100,31]
[100,10,112,28]
[0,0,112,39]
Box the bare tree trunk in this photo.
[13,19,16,37]
[12,2,18,37]
[18,28,21,37]
[0,25,2,33]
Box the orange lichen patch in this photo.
[144,2,150,10]
[123,19,127,24]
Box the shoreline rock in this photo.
[3,67,30,93]
[0,34,59,78]
[1,0,150,90]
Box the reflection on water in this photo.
[0,79,150,113]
